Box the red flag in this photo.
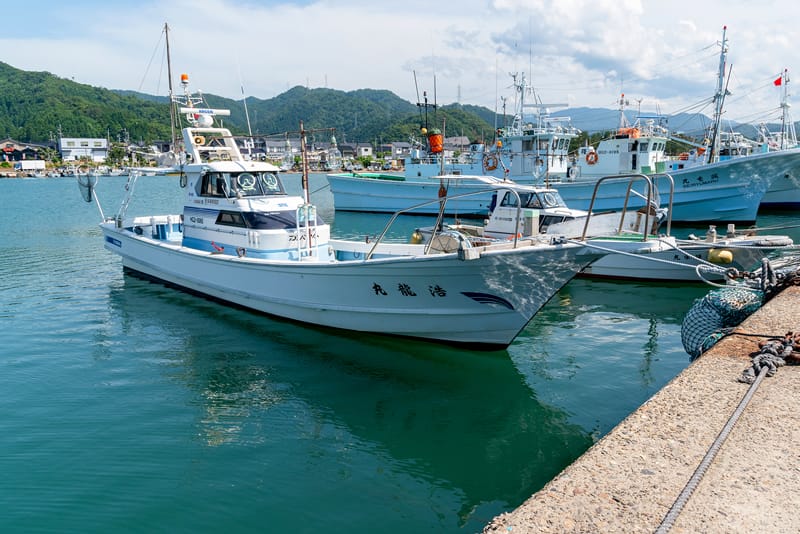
[774,76,782,86]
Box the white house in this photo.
[59,137,108,162]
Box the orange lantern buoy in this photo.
[428,129,444,154]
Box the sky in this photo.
[3,0,798,129]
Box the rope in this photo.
[738,333,798,383]
[654,364,769,533]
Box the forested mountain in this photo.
[0,62,171,143]
[0,62,499,145]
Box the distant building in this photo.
[59,137,108,162]
[0,138,49,162]
[355,143,372,158]
[336,143,353,159]
[388,141,412,159]
[444,136,471,152]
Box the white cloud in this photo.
[2,0,800,128]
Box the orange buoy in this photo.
[428,129,443,154]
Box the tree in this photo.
[106,143,128,166]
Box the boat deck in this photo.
[485,285,800,533]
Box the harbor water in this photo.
[1,173,797,533]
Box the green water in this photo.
[0,174,795,532]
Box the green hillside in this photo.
[0,62,497,146]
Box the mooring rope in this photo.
[656,333,798,532]
[739,333,798,383]
[654,364,769,533]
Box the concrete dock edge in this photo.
[485,285,800,534]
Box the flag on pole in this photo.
[774,76,782,86]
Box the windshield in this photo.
[499,190,566,209]
[198,171,285,198]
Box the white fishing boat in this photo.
[580,227,797,283]
[412,177,798,283]
[329,172,523,216]
[79,49,605,349]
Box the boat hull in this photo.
[559,149,800,225]
[580,236,797,282]
[102,222,598,348]
[761,171,800,209]
[327,173,497,216]
[346,150,800,224]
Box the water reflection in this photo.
[105,276,593,528]
[509,278,709,439]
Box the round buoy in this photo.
[708,248,734,264]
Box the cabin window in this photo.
[241,210,323,230]
[197,172,230,197]
[216,211,246,227]
[639,142,649,152]
[197,171,285,198]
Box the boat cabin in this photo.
[489,187,580,234]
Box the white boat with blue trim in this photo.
[80,71,605,349]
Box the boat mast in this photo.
[164,22,178,151]
[299,121,310,204]
[707,26,729,164]
[778,69,796,149]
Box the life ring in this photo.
[567,166,578,180]
[483,154,498,172]
[193,135,205,145]
[585,152,598,165]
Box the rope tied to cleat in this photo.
[738,332,800,384]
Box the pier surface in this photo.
[485,285,800,533]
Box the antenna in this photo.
[164,23,177,149]
[413,70,423,125]
[433,75,438,118]
[237,60,253,137]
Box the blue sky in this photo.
[3,0,798,129]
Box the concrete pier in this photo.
[485,285,800,533]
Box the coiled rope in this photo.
[739,333,799,383]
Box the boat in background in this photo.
[540,26,800,225]
[332,27,800,225]
[79,30,606,349]
[412,176,798,283]
[755,68,800,209]
[329,173,516,217]
[402,72,578,181]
